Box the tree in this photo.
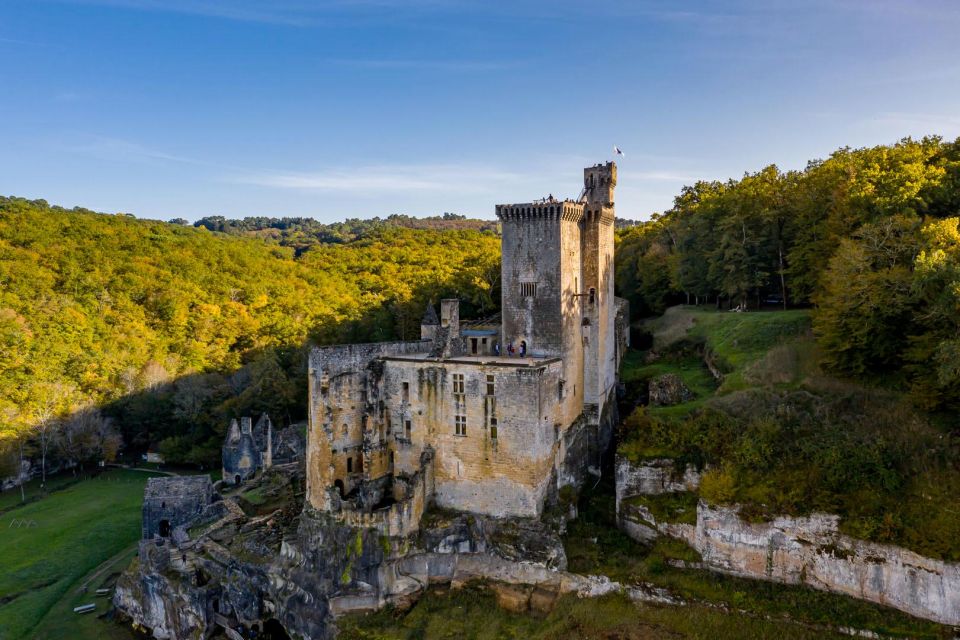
[27,381,77,486]
[56,406,121,471]
[0,403,29,502]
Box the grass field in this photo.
[631,306,814,420]
[0,469,159,640]
[338,583,860,640]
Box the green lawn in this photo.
[0,472,83,515]
[635,306,814,401]
[0,469,159,640]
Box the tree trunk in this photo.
[779,245,788,310]
[17,440,26,503]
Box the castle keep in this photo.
[306,162,629,531]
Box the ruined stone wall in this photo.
[307,340,432,511]
[142,476,214,539]
[380,357,565,518]
[336,450,435,537]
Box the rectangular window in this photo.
[486,374,495,396]
[490,417,498,440]
[455,415,467,436]
[402,382,409,403]
[405,420,411,439]
[520,281,537,298]
[452,373,465,394]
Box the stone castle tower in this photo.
[305,161,629,531]
[581,162,618,419]
[497,161,618,424]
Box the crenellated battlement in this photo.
[495,200,583,222]
[583,205,616,226]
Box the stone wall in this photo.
[380,357,565,518]
[335,449,435,538]
[307,339,432,511]
[142,475,214,539]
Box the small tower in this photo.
[421,303,439,341]
[583,162,617,207]
[440,299,459,336]
[581,162,617,415]
[430,299,463,358]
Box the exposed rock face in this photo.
[115,464,593,640]
[615,455,700,510]
[647,374,694,406]
[616,455,960,626]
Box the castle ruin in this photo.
[306,162,629,532]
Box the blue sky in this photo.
[1,0,959,222]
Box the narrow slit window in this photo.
[402,382,409,403]
[490,417,498,441]
[405,420,412,439]
[486,374,495,396]
[347,457,353,473]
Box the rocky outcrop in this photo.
[615,455,960,626]
[615,455,700,510]
[620,496,960,626]
[116,463,615,640]
[647,374,694,406]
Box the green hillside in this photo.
[620,308,960,561]
[0,197,500,467]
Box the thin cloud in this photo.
[237,164,530,195]
[62,134,207,166]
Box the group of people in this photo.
[494,341,527,357]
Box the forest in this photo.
[0,198,499,474]
[1,135,958,485]
[616,136,960,411]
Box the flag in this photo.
[614,145,625,157]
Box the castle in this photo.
[305,162,629,534]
